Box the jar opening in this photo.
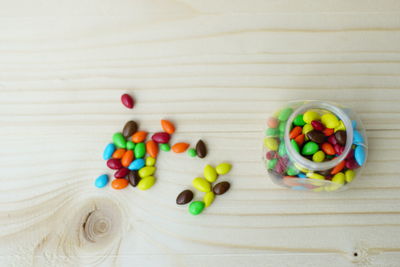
[284,101,353,171]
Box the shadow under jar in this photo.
[263,101,368,192]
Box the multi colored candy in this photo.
[264,104,367,192]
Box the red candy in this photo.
[334,144,344,155]
[266,151,277,160]
[289,126,302,139]
[346,149,355,159]
[107,159,122,170]
[327,135,337,145]
[114,168,129,178]
[121,94,134,109]
[311,120,325,131]
[294,134,305,146]
[322,128,334,136]
[152,132,171,144]
[346,158,359,169]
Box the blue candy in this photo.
[292,186,307,191]
[352,120,357,129]
[355,145,366,166]
[128,158,145,170]
[103,143,116,160]
[353,130,365,145]
[95,174,109,188]
[297,173,307,178]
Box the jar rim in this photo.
[284,101,353,171]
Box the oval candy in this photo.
[213,181,230,195]
[114,168,129,178]
[294,134,305,146]
[160,143,171,152]
[303,110,320,124]
[111,178,129,190]
[122,120,138,138]
[353,130,365,145]
[107,159,122,170]
[204,191,215,207]
[132,131,148,143]
[113,133,127,149]
[302,141,319,155]
[189,201,205,215]
[112,148,126,159]
[161,120,175,134]
[121,93,134,109]
[311,120,325,131]
[267,117,279,128]
[121,150,134,167]
[138,166,156,178]
[307,130,326,144]
[293,114,306,126]
[264,138,278,151]
[192,177,211,192]
[354,145,366,166]
[172,142,190,153]
[215,163,232,175]
[289,126,302,139]
[94,174,109,188]
[176,190,194,205]
[128,171,141,187]
[195,140,207,158]
[103,143,116,160]
[187,148,197,157]
[306,173,325,180]
[321,142,335,155]
[152,132,171,144]
[146,157,156,167]
[335,130,347,146]
[331,160,345,175]
[321,113,340,129]
[146,140,158,158]
[204,165,218,183]
[322,127,334,136]
[345,169,355,182]
[137,176,155,190]
[312,151,325,162]
[332,172,345,185]
[134,142,146,158]
[128,158,145,171]
[278,108,293,121]
[302,124,314,136]
[126,141,135,150]
[291,139,300,153]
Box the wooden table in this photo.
[1,1,400,266]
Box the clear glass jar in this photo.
[263,100,368,192]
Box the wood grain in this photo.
[1,0,400,266]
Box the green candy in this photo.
[134,142,146,158]
[302,141,319,156]
[278,108,293,121]
[279,121,286,133]
[293,114,306,126]
[189,201,205,215]
[187,148,197,157]
[113,133,126,148]
[287,166,300,176]
[268,158,278,169]
[278,142,287,157]
[126,141,135,150]
[291,139,300,153]
[326,155,334,159]
[160,143,171,152]
[265,128,279,137]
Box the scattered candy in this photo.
[94,174,109,188]
[189,201,205,215]
[146,140,158,158]
[160,143,171,152]
[122,120,138,138]
[204,165,218,183]
[128,158,145,171]
[138,166,156,178]
[203,192,215,207]
[195,140,207,158]
[213,181,230,195]
[128,171,140,187]
[176,190,194,205]
[215,163,232,175]
[132,131,148,143]
[172,142,190,153]
[121,150,134,167]
[152,132,171,144]
[113,133,127,149]
[111,178,129,189]
[187,148,197,157]
[137,176,155,190]
[121,93,134,109]
[192,177,211,192]
[161,120,175,134]
[146,157,156,167]
[103,143,116,160]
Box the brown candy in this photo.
[213,181,230,195]
[334,130,347,146]
[176,190,194,205]
[195,140,207,158]
[317,169,332,176]
[306,130,326,144]
[128,170,140,187]
[122,120,138,138]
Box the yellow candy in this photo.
[264,137,278,151]
[138,166,156,178]
[204,165,218,182]
[313,186,325,192]
[345,170,355,182]
[303,110,320,124]
[215,163,232,175]
[312,150,325,162]
[137,176,155,190]
[321,113,340,129]
[307,172,325,180]
[146,157,156,167]
[302,124,314,136]
[192,177,211,192]
[294,162,309,173]
[332,172,345,184]
[334,120,346,132]
[325,183,342,191]
[204,191,215,207]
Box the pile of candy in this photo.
[94,92,233,215]
[176,163,232,215]
[264,107,367,191]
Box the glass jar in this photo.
[263,100,368,192]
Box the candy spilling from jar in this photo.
[264,106,367,192]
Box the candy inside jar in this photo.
[263,101,368,192]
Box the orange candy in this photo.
[161,120,175,134]
[267,117,279,128]
[146,140,159,158]
[294,134,305,146]
[321,142,335,155]
[111,178,129,190]
[121,150,134,167]
[289,126,302,139]
[331,160,345,175]
[172,142,190,153]
[112,148,126,159]
[322,128,334,136]
[132,131,148,143]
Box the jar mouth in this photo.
[284,101,353,171]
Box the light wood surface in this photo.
[1,1,400,266]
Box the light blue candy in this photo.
[352,120,357,129]
[297,173,307,178]
[353,130,365,145]
[103,143,116,160]
[95,174,109,188]
[355,145,366,166]
[292,186,307,191]
[128,158,145,170]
